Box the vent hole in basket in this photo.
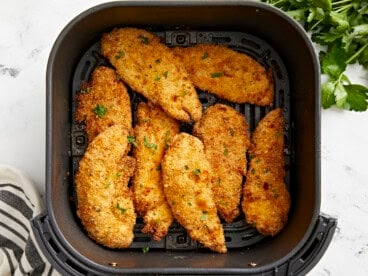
[225,236,232,242]
[271,59,283,80]
[212,36,231,44]
[45,233,60,254]
[241,38,260,49]
[279,89,285,107]
[176,34,186,44]
[133,236,151,243]
[80,60,92,81]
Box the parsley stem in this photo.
[346,43,368,64]
[334,3,354,13]
[332,0,352,7]
[309,19,323,32]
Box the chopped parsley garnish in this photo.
[127,135,137,147]
[138,35,149,45]
[184,165,189,170]
[115,203,127,215]
[164,130,170,149]
[141,118,151,123]
[201,52,209,60]
[93,104,107,118]
[155,59,161,64]
[154,76,161,81]
[142,245,150,254]
[80,87,91,94]
[143,136,158,152]
[187,202,192,206]
[163,71,168,78]
[251,168,256,174]
[192,168,201,176]
[105,182,111,189]
[223,145,229,156]
[211,72,222,78]
[115,50,125,59]
[200,211,208,221]
[182,90,188,97]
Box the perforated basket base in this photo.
[70,30,290,251]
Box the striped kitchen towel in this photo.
[0,165,58,276]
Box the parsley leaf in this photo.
[142,245,149,254]
[115,50,125,59]
[127,135,137,147]
[192,168,201,176]
[138,35,149,45]
[93,104,107,118]
[321,43,346,80]
[342,84,368,111]
[143,136,158,152]
[201,52,209,59]
[115,203,127,215]
[210,72,222,78]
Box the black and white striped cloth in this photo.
[0,165,57,275]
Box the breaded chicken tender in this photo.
[242,108,290,236]
[173,44,274,105]
[132,102,179,241]
[193,104,250,223]
[101,28,202,122]
[75,125,136,248]
[162,133,226,253]
[75,66,132,142]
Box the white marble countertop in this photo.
[0,1,367,275]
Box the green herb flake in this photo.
[182,90,188,97]
[200,211,208,221]
[187,202,192,206]
[154,76,161,81]
[184,165,189,170]
[163,71,168,78]
[127,135,137,147]
[105,182,111,189]
[144,136,158,152]
[201,52,209,60]
[164,130,171,149]
[251,168,256,174]
[80,87,91,94]
[138,35,149,45]
[114,172,121,179]
[192,168,201,176]
[115,50,125,59]
[115,203,127,215]
[210,72,222,78]
[156,164,161,171]
[155,59,161,64]
[93,104,107,118]
[142,245,150,254]
[223,145,229,156]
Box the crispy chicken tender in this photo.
[132,102,179,241]
[75,66,132,142]
[173,44,274,105]
[162,133,226,253]
[75,125,136,248]
[101,28,202,122]
[193,104,250,223]
[242,108,290,236]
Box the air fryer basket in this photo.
[33,1,337,275]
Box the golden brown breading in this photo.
[193,104,250,223]
[101,28,202,122]
[242,108,290,236]
[75,66,132,142]
[132,102,179,241]
[162,133,226,253]
[75,125,136,248]
[173,44,274,105]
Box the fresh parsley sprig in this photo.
[263,0,368,111]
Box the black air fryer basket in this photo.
[32,1,337,275]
